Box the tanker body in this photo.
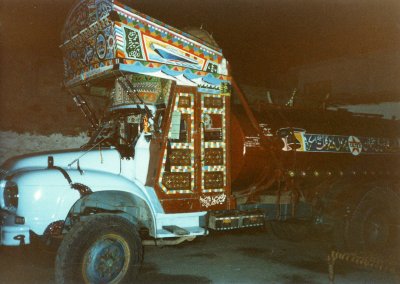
[231,104,400,191]
[230,100,400,251]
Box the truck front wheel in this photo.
[55,215,143,284]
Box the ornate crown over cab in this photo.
[60,0,229,92]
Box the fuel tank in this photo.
[230,104,400,191]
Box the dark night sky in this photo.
[1,0,399,87]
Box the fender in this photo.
[315,176,398,224]
[65,190,155,236]
[11,168,160,237]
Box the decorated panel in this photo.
[62,21,116,84]
[162,172,191,191]
[113,12,223,70]
[61,0,117,85]
[204,148,224,166]
[159,92,196,194]
[280,129,400,156]
[169,149,191,166]
[204,172,224,190]
[62,0,113,40]
[204,96,223,109]
[112,74,172,106]
[201,93,229,193]
[61,0,230,89]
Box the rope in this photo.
[327,249,400,283]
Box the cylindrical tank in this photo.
[230,107,272,191]
[230,104,400,192]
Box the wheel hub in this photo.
[83,234,130,284]
[364,212,389,248]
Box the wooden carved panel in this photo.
[204,96,223,108]
[169,149,191,166]
[204,148,224,166]
[204,171,224,189]
[162,172,191,191]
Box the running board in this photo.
[162,225,189,236]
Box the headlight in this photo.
[4,181,18,208]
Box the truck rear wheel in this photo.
[345,187,400,253]
[55,215,143,284]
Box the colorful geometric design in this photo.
[119,62,230,94]
[61,0,229,89]
[112,3,223,61]
[62,19,115,83]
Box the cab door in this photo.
[155,86,200,212]
[155,86,233,213]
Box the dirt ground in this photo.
[0,229,397,284]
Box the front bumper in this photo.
[0,210,30,246]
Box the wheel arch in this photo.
[316,176,400,251]
[317,176,398,217]
[64,190,156,236]
[344,184,400,251]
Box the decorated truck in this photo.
[1,0,399,283]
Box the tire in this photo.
[345,187,400,253]
[268,219,310,241]
[55,215,143,284]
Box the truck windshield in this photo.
[83,104,163,158]
[75,74,172,157]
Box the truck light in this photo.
[4,181,18,208]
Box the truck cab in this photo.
[0,1,240,281]
[0,0,240,246]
